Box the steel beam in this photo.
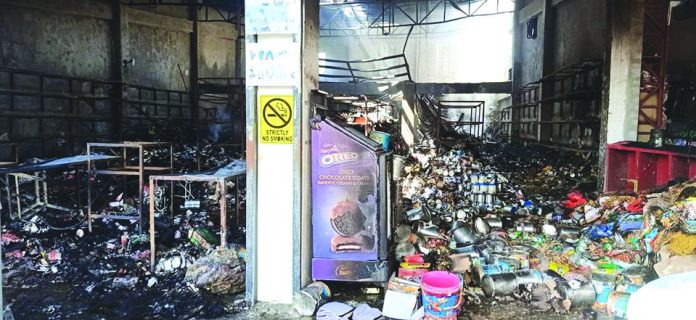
[320,0,514,36]
[319,81,511,96]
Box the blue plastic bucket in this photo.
[421,271,462,320]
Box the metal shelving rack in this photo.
[86,141,173,233]
[537,60,602,151]
[435,100,486,139]
[511,83,540,142]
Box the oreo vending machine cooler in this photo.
[311,118,391,282]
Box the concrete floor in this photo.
[218,298,590,320]
[217,302,308,320]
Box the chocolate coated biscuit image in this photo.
[330,235,375,253]
[330,199,366,236]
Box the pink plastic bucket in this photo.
[421,271,462,320]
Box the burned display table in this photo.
[87,141,173,233]
[0,155,117,224]
[147,160,245,272]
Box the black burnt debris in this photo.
[1,143,247,320]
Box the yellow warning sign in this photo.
[259,95,294,144]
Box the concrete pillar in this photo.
[244,0,319,304]
[510,0,525,138]
[605,0,645,144]
[538,0,556,143]
[111,0,125,140]
[189,2,200,143]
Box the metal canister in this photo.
[406,207,424,221]
[481,272,518,297]
[557,279,596,308]
[515,222,536,233]
[560,226,582,238]
[487,173,497,184]
[472,183,481,193]
[452,226,478,245]
[484,194,494,205]
[470,173,480,183]
[486,184,497,194]
[474,217,491,235]
[513,270,544,286]
[478,174,488,184]
[502,205,517,214]
[486,217,503,229]
[477,193,486,205]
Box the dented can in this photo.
[486,217,503,229]
[481,272,518,297]
[515,222,536,233]
[557,279,596,308]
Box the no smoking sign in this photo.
[259,95,294,144]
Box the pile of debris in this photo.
[1,143,247,319]
[386,138,696,318]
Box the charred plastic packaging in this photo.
[293,281,332,316]
[587,223,615,240]
[189,227,219,250]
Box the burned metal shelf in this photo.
[87,141,174,233]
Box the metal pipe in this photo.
[138,145,144,233]
[219,177,227,248]
[87,144,92,232]
[14,174,21,219]
[149,177,156,272]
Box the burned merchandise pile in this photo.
[389,138,696,319]
[1,143,247,319]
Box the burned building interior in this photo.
[0,0,696,319]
